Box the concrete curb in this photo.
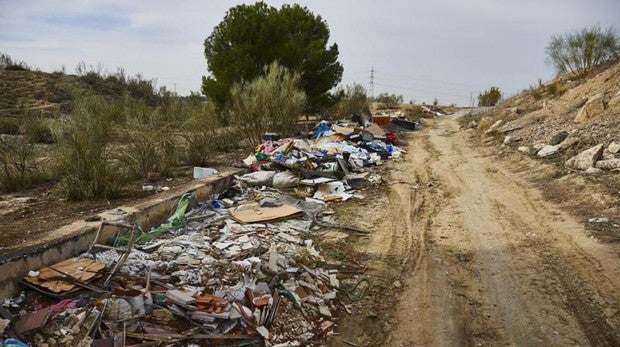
[0,169,244,299]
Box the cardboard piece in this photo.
[24,257,106,293]
[365,123,386,137]
[229,204,303,224]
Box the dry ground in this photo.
[331,115,619,346]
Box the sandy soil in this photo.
[333,116,619,346]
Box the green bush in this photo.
[0,137,47,192]
[478,86,502,106]
[0,118,20,135]
[329,83,369,116]
[229,62,306,145]
[546,25,619,75]
[120,118,178,179]
[53,94,123,200]
[375,93,403,109]
[183,100,245,166]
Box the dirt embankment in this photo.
[330,116,619,346]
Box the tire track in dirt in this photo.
[385,116,619,346]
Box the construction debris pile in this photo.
[0,119,408,346]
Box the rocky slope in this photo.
[474,60,620,173]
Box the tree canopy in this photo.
[202,2,343,112]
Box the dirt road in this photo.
[338,115,620,346]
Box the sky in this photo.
[1,0,619,106]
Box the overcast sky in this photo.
[1,0,619,105]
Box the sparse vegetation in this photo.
[329,83,369,116]
[229,62,306,145]
[0,118,20,135]
[0,136,47,193]
[546,25,619,75]
[53,94,123,200]
[478,86,502,106]
[405,105,433,121]
[0,52,30,71]
[375,92,403,109]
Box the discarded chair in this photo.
[87,221,137,286]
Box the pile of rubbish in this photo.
[0,120,407,346]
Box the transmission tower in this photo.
[369,67,375,99]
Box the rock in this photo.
[608,92,620,108]
[608,141,620,154]
[502,136,513,146]
[533,143,545,151]
[468,120,477,129]
[595,158,620,170]
[517,146,531,153]
[574,93,604,123]
[537,145,559,158]
[549,131,568,146]
[565,144,604,170]
[585,167,604,174]
[558,136,579,150]
[13,197,37,203]
[588,217,609,223]
[318,304,332,318]
[484,119,504,135]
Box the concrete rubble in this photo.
[0,119,408,346]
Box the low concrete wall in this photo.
[0,169,243,299]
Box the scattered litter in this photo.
[193,167,218,179]
[1,118,412,346]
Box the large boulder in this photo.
[574,94,604,123]
[565,144,604,170]
[537,145,559,158]
[595,158,620,170]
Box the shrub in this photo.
[547,81,568,96]
[120,117,178,179]
[0,118,20,135]
[405,105,432,121]
[53,94,123,200]
[329,83,369,116]
[478,86,502,106]
[546,25,619,75]
[375,93,403,109]
[0,137,47,192]
[0,52,30,71]
[18,105,55,144]
[183,103,220,166]
[229,62,306,145]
